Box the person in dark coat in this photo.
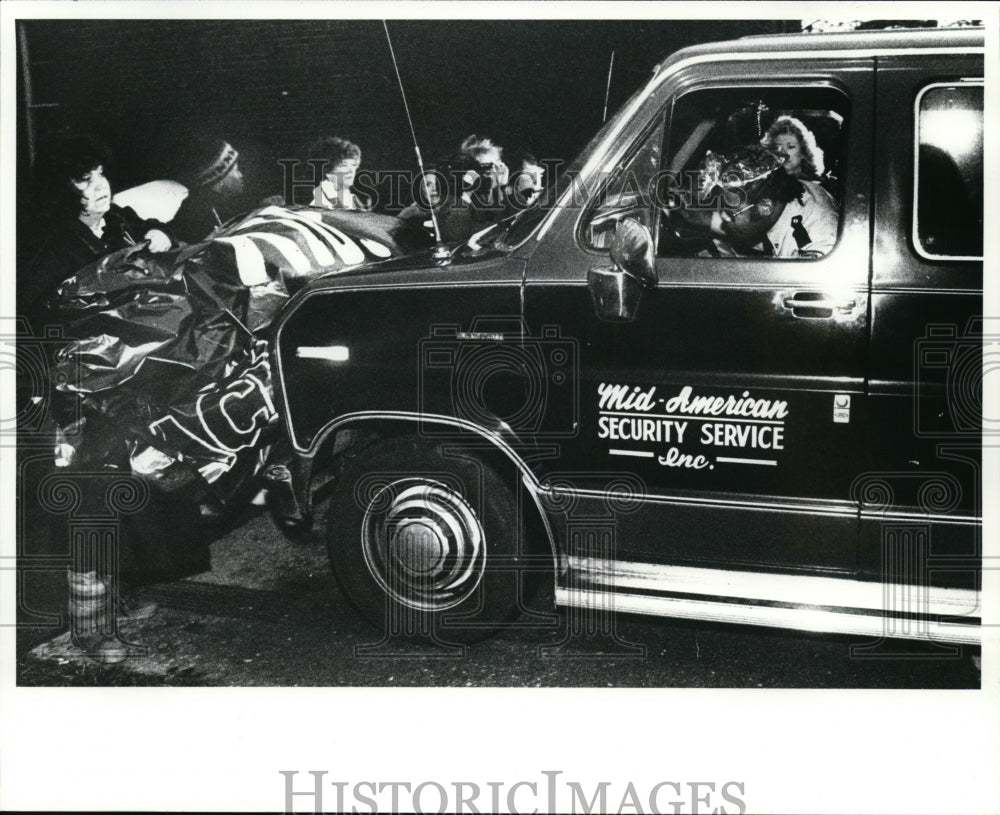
[20,137,184,664]
[169,137,246,243]
[21,136,173,320]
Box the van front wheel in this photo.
[326,435,534,644]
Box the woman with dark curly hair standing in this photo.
[22,135,173,318]
[20,136,175,663]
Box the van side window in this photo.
[656,86,848,260]
[914,83,983,259]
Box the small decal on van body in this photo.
[833,394,851,423]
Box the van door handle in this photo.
[783,293,857,317]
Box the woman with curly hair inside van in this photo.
[761,115,824,181]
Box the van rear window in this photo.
[914,83,984,259]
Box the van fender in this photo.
[297,410,561,576]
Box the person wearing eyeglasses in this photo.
[22,135,173,318]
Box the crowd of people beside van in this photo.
[18,113,839,663]
[21,111,837,317]
[20,130,550,316]
[17,125,553,663]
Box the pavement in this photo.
[16,509,982,688]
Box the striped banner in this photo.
[208,205,393,284]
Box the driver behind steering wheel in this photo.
[702,144,839,258]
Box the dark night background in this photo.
[16,18,796,213]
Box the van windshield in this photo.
[472,80,653,253]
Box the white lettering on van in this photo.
[699,423,784,450]
[596,382,789,469]
[657,447,711,469]
[663,386,788,420]
[597,383,657,412]
[598,416,688,443]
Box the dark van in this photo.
[270,27,985,645]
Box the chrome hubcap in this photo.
[361,479,486,611]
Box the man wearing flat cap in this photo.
[170,137,246,244]
[703,144,839,258]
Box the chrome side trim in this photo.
[549,485,859,517]
[566,556,979,617]
[860,509,981,525]
[870,287,982,296]
[555,588,980,645]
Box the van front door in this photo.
[525,60,875,575]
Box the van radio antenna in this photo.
[602,50,616,123]
[383,21,451,264]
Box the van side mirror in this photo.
[587,218,657,322]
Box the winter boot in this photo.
[67,569,128,664]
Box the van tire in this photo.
[326,435,536,644]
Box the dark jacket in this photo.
[170,189,249,244]
[20,204,168,320]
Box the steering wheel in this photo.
[658,206,718,255]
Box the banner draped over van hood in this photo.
[46,205,421,508]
